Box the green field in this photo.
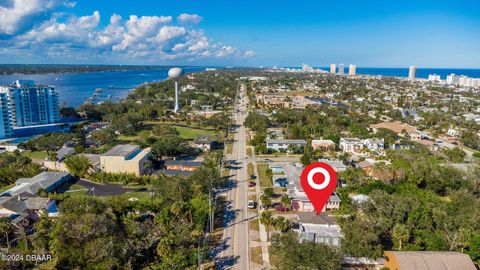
[173,126,217,140]
[24,151,48,160]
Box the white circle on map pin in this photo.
[307,167,330,190]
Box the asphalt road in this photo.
[219,83,250,269]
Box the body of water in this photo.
[1,66,479,108]
[319,67,480,80]
[0,67,207,108]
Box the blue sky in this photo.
[0,0,479,67]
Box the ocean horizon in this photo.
[0,66,479,108]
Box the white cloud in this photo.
[2,8,254,63]
[177,13,203,24]
[0,0,75,35]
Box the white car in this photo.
[248,200,256,209]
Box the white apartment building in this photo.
[0,80,60,127]
[348,64,356,76]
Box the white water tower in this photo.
[168,67,184,113]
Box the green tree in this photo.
[91,128,117,146]
[392,223,410,250]
[270,231,342,270]
[65,155,92,178]
[280,194,291,212]
[261,194,272,209]
[260,211,273,241]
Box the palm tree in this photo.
[273,216,291,233]
[260,194,271,210]
[65,155,92,178]
[260,211,273,241]
[280,194,291,212]
[392,223,410,250]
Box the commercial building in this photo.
[0,80,60,127]
[338,64,345,75]
[100,144,152,176]
[408,66,416,81]
[330,64,336,74]
[427,74,441,82]
[0,92,12,139]
[348,64,356,76]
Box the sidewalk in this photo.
[252,149,270,269]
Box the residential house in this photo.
[318,159,347,172]
[363,138,385,153]
[266,139,307,152]
[383,251,476,270]
[100,144,152,176]
[289,175,341,212]
[296,212,343,247]
[193,135,214,151]
[447,128,459,137]
[1,172,71,196]
[56,146,75,161]
[356,159,374,176]
[339,138,363,154]
[311,139,335,151]
[0,192,58,228]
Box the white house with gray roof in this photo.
[296,212,343,247]
[1,172,71,196]
[266,139,307,152]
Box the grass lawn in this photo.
[247,163,254,178]
[0,183,15,193]
[246,147,253,157]
[25,151,48,160]
[173,126,216,140]
[257,164,272,188]
[250,246,263,265]
[68,184,86,191]
[225,142,233,155]
[249,218,260,231]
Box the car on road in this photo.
[248,200,256,209]
[249,181,256,187]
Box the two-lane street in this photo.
[219,83,250,269]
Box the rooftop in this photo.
[384,251,476,270]
[103,144,140,157]
[266,139,307,144]
[298,212,337,225]
[194,135,214,144]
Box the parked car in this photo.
[250,175,257,179]
[275,206,287,212]
[248,200,256,209]
[249,181,256,187]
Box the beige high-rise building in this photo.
[348,64,356,76]
[330,64,336,74]
[408,66,416,80]
[100,144,152,176]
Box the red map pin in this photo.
[300,162,338,214]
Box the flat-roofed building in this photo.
[100,144,152,176]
